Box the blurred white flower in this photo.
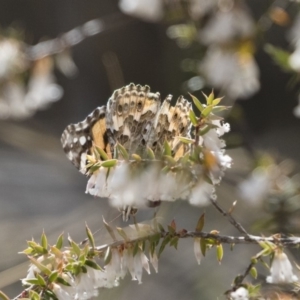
[266,251,298,284]
[238,167,271,205]
[201,46,260,99]
[199,7,254,45]
[119,0,164,22]
[0,38,27,80]
[189,181,214,206]
[189,0,218,20]
[230,287,249,300]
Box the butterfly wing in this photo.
[61,106,110,172]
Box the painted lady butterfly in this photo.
[61,83,192,172]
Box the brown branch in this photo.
[210,198,250,236]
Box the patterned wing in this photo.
[106,83,161,156]
[61,106,110,172]
[149,95,192,158]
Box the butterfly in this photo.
[61,83,192,173]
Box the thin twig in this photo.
[210,199,250,236]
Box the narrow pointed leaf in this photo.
[195,213,205,232]
[189,93,204,112]
[164,155,176,165]
[104,247,112,265]
[133,242,140,257]
[56,276,71,286]
[85,224,95,249]
[116,143,129,160]
[116,227,129,241]
[158,235,171,257]
[71,241,81,257]
[207,91,214,105]
[0,291,10,300]
[216,244,223,264]
[56,233,64,250]
[103,217,117,241]
[28,257,51,276]
[40,231,48,250]
[212,97,223,106]
[85,259,103,270]
[101,159,117,168]
[49,270,58,283]
[177,136,195,144]
[200,238,206,256]
[250,266,258,279]
[163,140,172,156]
[201,105,213,118]
[131,153,142,161]
[36,273,46,286]
[146,146,155,159]
[95,146,109,160]
[29,290,40,300]
[170,236,179,249]
[189,110,198,125]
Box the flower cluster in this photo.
[119,0,259,100]
[21,227,159,300]
[85,92,231,211]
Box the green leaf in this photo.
[23,278,40,285]
[101,159,117,168]
[189,93,204,112]
[212,105,229,113]
[40,231,48,250]
[28,257,51,276]
[21,247,34,255]
[195,213,205,232]
[212,97,223,106]
[170,236,179,249]
[103,217,117,241]
[206,91,214,105]
[158,235,171,257]
[36,273,46,286]
[0,291,10,300]
[70,240,81,257]
[29,290,40,300]
[201,105,213,118]
[264,44,293,72]
[55,233,64,250]
[216,244,223,264]
[116,143,129,160]
[250,266,258,279]
[48,270,58,283]
[177,136,195,144]
[116,227,129,241]
[189,110,198,126]
[85,224,95,249]
[164,155,176,165]
[157,223,165,233]
[85,259,103,270]
[56,276,71,286]
[104,247,112,265]
[200,238,206,256]
[131,153,142,161]
[146,147,155,159]
[163,140,172,156]
[95,146,109,160]
[133,242,140,257]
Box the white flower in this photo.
[266,251,298,284]
[230,287,249,300]
[238,167,271,205]
[189,0,218,20]
[125,248,150,284]
[201,46,260,99]
[0,38,27,80]
[149,251,158,273]
[52,283,75,300]
[119,0,163,22]
[199,7,254,45]
[189,181,214,206]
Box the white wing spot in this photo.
[73,137,78,143]
[79,136,87,146]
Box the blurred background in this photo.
[0,0,300,299]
